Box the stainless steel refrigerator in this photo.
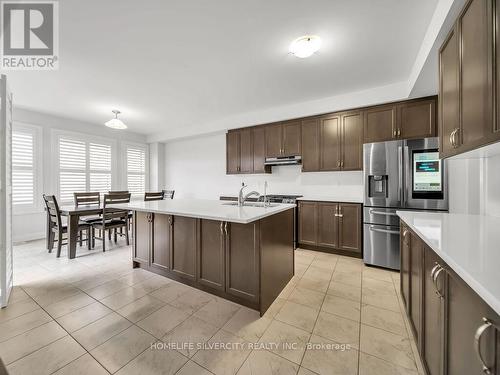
[363,137,448,270]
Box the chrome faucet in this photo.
[238,182,260,206]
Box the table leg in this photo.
[67,214,79,259]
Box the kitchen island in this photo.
[111,199,295,315]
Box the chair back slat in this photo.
[162,190,175,199]
[74,192,100,206]
[43,195,63,229]
[108,190,129,194]
[144,192,164,201]
[103,193,131,221]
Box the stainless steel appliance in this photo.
[363,137,448,270]
[264,155,302,166]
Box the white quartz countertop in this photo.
[397,210,500,315]
[296,196,364,204]
[110,199,295,224]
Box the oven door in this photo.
[363,224,400,270]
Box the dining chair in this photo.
[42,194,92,257]
[144,191,164,201]
[74,192,101,246]
[109,190,133,230]
[92,193,131,252]
[162,190,175,199]
[108,190,129,194]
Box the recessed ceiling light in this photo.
[105,110,127,129]
[289,35,322,58]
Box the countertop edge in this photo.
[296,197,364,203]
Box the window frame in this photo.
[123,141,149,198]
[12,122,43,215]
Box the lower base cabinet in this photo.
[171,216,197,280]
[197,219,225,291]
[400,220,500,375]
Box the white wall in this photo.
[164,132,363,200]
[12,108,148,243]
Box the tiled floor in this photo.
[0,239,425,375]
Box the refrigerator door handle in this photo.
[403,145,410,208]
[369,225,400,235]
[398,146,403,206]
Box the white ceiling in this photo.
[8,0,440,140]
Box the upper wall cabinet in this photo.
[226,128,271,175]
[301,117,320,172]
[439,0,500,158]
[265,120,301,158]
[363,98,436,144]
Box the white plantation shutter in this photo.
[59,138,86,202]
[127,146,146,194]
[89,143,112,194]
[12,131,34,206]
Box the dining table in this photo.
[59,204,104,259]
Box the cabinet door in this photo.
[409,232,423,348]
[252,127,269,174]
[170,216,197,280]
[341,112,363,171]
[225,222,259,303]
[439,27,460,157]
[337,203,361,253]
[239,129,253,173]
[446,267,498,375]
[265,124,282,157]
[282,120,301,156]
[364,105,397,143]
[320,115,341,171]
[400,225,411,311]
[422,248,444,375]
[226,131,240,174]
[317,203,338,248]
[301,118,320,172]
[399,99,436,140]
[151,213,171,272]
[459,0,493,147]
[133,211,150,264]
[298,202,318,246]
[198,219,224,291]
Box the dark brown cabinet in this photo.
[265,121,301,158]
[364,105,397,143]
[320,115,341,171]
[133,211,151,265]
[409,232,423,348]
[226,128,271,175]
[171,216,197,280]
[399,99,436,140]
[298,200,362,256]
[151,213,171,272]
[400,225,411,311]
[252,127,268,174]
[341,112,363,171]
[301,117,320,172]
[239,128,253,173]
[198,219,225,291]
[226,131,240,174]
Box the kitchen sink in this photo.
[222,202,279,208]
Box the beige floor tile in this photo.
[0,297,40,323]
[362,288,401,312]
[302,267,332,282]
[327,281,361,302]
[117,295,165,323]
[45,292,96,318]
[259,320,310,365]
[132,275,172,293]
[331,271,361,287]
[86,279,129,300]
[193,330,251,375]
[237,349,299,375]
[0,321,67,364]
[137,304,190,339]
[91,325,155,374]
[194,298,241,328]
[163,316,219,358]
[321,295,360,322]
[117,269,156,286]
[288,287,325,309]
[7,336,86,375]
[294,263,308,278]
[302,334,358,375]
[277,283,295,299]
[362,277,397,294]
[168,287,216,313]
[359,352,418,375]
[362,267,395,283]
[223,307,272,342]
[177,360,213,375]
[116,346,187,375]
[33,285,82,307]
[100,286,149,310]
[275,301,319,333]
[309,259,336,272]
[72,273,115,291]
[0,309,53,343]
[262,297,286,319]
[149,282,192,303]
[56,301,112,332]
[7,287,30,304]
[52,353,109,375]
[360,324,416,371]
[73,312,132,350]
[296,276,329,293]
[313,311,359,349]
[361,304,407,336]
[298,366,318,375]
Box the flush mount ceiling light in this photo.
[289,35,322,58]
[104,110,127,129]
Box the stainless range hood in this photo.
[264,155,302,166]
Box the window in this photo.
[57,134,113,202]
[126,146,146,194]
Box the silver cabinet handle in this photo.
[369,226,400,235]
[369,209,398,217]
[474,317,496,374]
[397,128,401,137]
[432,264,445,299]
[224,222,228,237]
[220,221,223,235]
[449,129,455,147]
[430,263,440,280]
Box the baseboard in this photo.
[13,232,45,244]
[298,243,362,259]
